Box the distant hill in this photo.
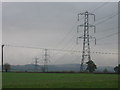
[7,64,115,73]
[10,64,81,72]
[96,66,115,72]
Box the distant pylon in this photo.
[43,49,49,72]
[34,57,39,72]
[77,11,96,72]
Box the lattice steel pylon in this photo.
[34,57,39,72]
[77,11,96,72]
[44,49,49,72]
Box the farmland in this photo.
[2,72,118,88]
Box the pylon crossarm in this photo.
[89,24,96,33]
[77,25,84,33]
[89,36,96,45]
[78,13,85,21]
[88,13,96,21]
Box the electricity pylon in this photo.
[43,49,49,72]
[33,57,39,72]
[77,11,96,72]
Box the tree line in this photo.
[3,62,120,73]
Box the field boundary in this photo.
[2,71,118,74]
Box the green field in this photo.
[2,72,118,88]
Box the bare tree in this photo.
[4,63,11,72]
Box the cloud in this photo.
[2,2,118,66]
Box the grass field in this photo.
[2,72,118,88]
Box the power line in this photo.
[76,2,109,14]
[60,32,76,50]
[96,11,117,23]
[55,2,110,51]
[2,43,117,55]
[97,26,118,33]
[4,44,44,50]
[90,26,118,37]
[1,3,118,56]
[58,2,111,51]
[97,32,118,41]
[55,21,77,49]
[95,12,118,26]
[89,31,118,47]
[62,28,117,52]
[91,2,109,13]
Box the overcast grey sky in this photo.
[2,2,118,66]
